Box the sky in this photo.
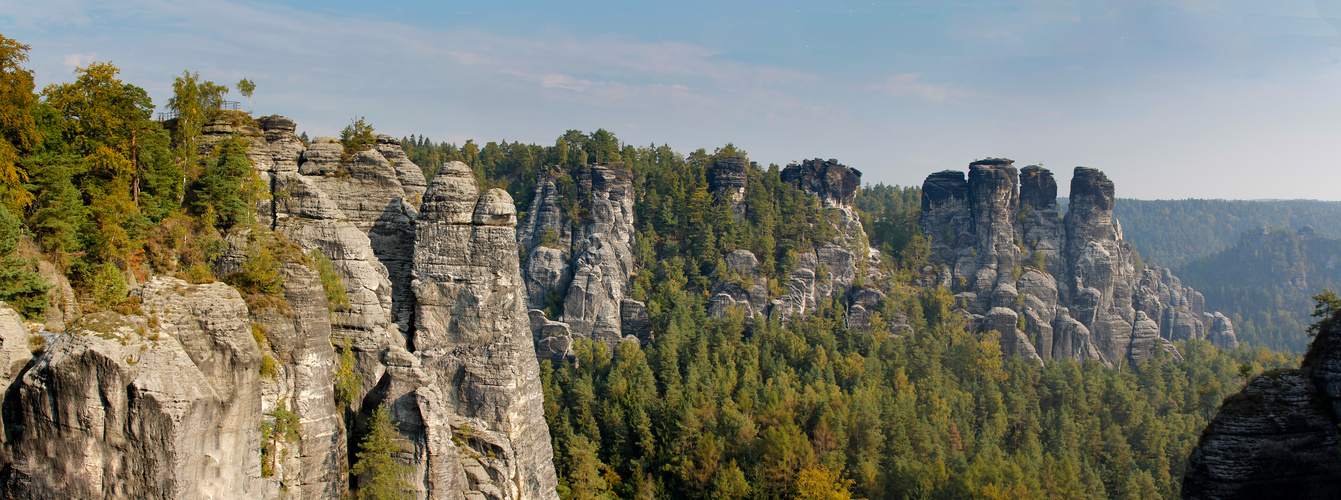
[3,0,1341,200]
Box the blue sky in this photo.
[4,0,1341,199]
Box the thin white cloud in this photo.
[872,73,965,102]
[61,52,96,70]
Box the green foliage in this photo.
[1113,198,1341,268]
[186,137,264,230]
[334,338,360,410]
[225,236,283,297]
[310,249,349,311]
[340,117,376,160]
[540,227,561,248]
[259,354,277,379]
[1177,227,1341,352]
[261,401,301,478]
[1307,289,1341,338]
[167,70,227,165]
[543,275,1294,499]
[0,34,40,214]
[352,405,414,500]
[90,261,127,307]
[235,78,255,111]
[0,205,48,318]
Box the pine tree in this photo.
[351,405,413,500]
[0,204,49,318]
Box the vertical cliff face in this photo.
[517,163,638,360]
[919,162,1235,366]
[702,158,879,329]
[1182,310,1341,499]
[3,279,265,499]
[394,161,558,499]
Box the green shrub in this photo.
[226,239,282,297]
[260,354,277,379]
[91,262,127,307]
[334,338,360,410]
[310,249,349,311]
[0,205,50,318]
[185,137,265,231]
[351,405,414,499]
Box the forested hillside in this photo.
[1111,198,1341,268]
[1175,227,1341,353]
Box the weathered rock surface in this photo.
[920,162,1237,365]
[3,278,264,499]
[0,115,560,499]
[709,156,750,221]
[517,164,636,358]
[1182,310,1341,498]
[399,170,559,499]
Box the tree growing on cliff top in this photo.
[340,117,376,161]
[235,78,255,112]
[167,70,227,165]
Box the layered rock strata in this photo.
[709,156,750,221]
[920,161,1236,366]
[376,161,557,499]
[1181,310,1341,498]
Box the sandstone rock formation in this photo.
[1,116,559,499]
[1181,310,1341,499]
[517,157,882,360]
[709,156,750,221]
[920,161,1236,366]
[3,278,266,498]
[392,165,558,499]
[517,164,637,358]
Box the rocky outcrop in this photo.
[517,164,637,358]
[920,162,1237,366]
[781,158,861,209]
[1182,310,1341,498]
[2,278,266,498]
[709,157,750,221]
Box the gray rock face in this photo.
[920,162,1237,365]
[30,116,558,499]
[1183,313,1341,498]
[260,262,347,497]
[0,304,32,396]
[1207,312,1240,350]
[1183,371,1341,499]
[782,158,861,208]
[709,156,750,221]
[517,164,636,358]
[3,278,265,499]
[406,172,558,500]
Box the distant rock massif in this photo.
[920,160,1238,366]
